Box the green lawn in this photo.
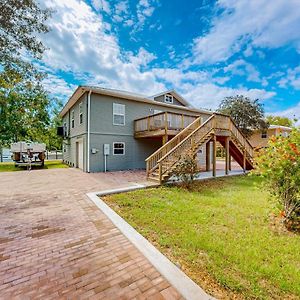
[103,176,300,299]
[0,160,68,172]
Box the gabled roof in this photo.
[269,125,293,131]
[59,86,212,117]
[151,89,191,107]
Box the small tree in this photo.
[218,95,268,137]
[266,115,295,127]
[173,154,198,188]
[254,129,300,230]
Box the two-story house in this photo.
[60,86,255,183]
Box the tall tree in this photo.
[217,95,268,137]
[0,0,50,70]
[0,0,52,148]
[266,115,294,127]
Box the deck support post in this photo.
[243,150,246,173]
[162,112,169,145]
[206,141,211,171]
[229,154,232,171]
[162,135,168,145]
[212,134,217,177]
[225,137,230,175]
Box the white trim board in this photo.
[87,185,215,300]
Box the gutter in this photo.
[87,90,92,173]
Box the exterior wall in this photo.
[88,93,211,172]
[62,93,88,170]
[62,91,212,173]
[250,128,291,148]
[89,134,161,172]
[154,94,184,106]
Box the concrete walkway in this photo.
[0,169,183,299]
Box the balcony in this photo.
[134,112,198,139]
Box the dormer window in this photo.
[164,94,173,104]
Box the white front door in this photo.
[77,141,84,170]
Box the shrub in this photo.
[173,154,198,188]
[254,129,300,229]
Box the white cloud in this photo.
[181,84,276,109]
[38,0,278,113]
[40,0,164,96]
[134,0,157,31]
[191,0,300,64]
[271,102,300,126]
[152,67,275,109]
[43,73,76,98]
[91,0,111,14]
[277,66,300,90]
[224,59,261,83]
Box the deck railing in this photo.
[146,113,255,183]
[134,112,198,134]
[145,116,202,175]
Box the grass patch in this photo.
[103,176,300,299]
[0,160,68,172]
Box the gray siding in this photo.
[62,91,212,172]
[89,134,161,172]
[154,94,184,106]
[62,94,88,170]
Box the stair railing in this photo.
[228,119,254,159]
[157,115,215,181]
[145,116,202,176]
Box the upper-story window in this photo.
[63,122,67,137]
[71,110,75,128]
[261,131,267,138]
[79,102,83,125]
[164,94,173,104]
[113,103,125,126]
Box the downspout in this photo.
[87,90,92,173]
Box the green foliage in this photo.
[173,154,198,188]
[218,95,268,137]
[254,129,300,228]
[0,0,59,149]
[0,0,51,69]
[0,160,68,172]
[0,69,50,146]
[266,115,295,127]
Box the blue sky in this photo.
[39,0,300,123]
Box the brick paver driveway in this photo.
[0,168,182,299]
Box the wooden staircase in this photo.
[145,113,254,183]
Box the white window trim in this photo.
[113,103,125,126]
[113,142,125,156]
[79,102,83,125]
[164,94,173,104]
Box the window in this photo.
[164,94,173,104]
[113,103,125,125]
[71,110,75,128]
[79,102,83,124]
[63,122,67,137]
[261,131,267,138]
[113,142,125,155]
[281,131,289,137]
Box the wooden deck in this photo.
[134,112,198,141]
